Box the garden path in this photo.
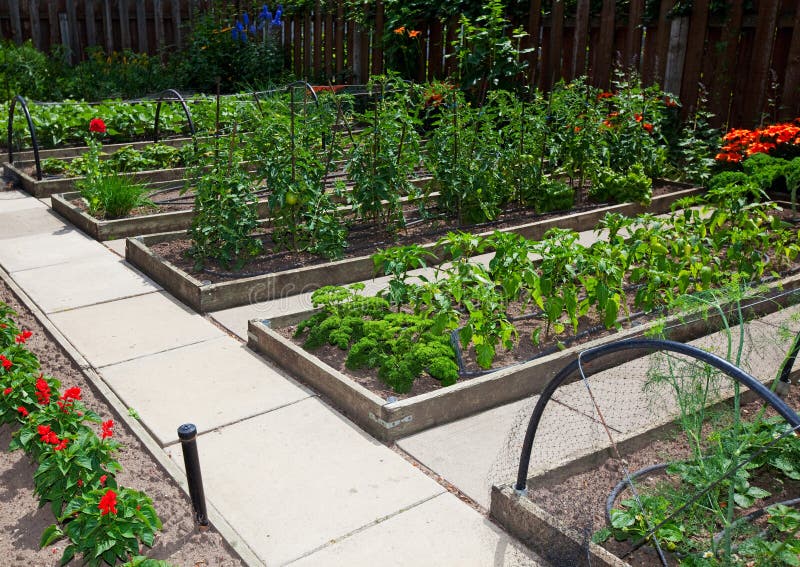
[0,188,543,566]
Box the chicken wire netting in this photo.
[489,288,800,567]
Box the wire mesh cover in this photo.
[489,295,800,567]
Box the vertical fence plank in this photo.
[314,0,322,78]
[572,0,590,79]
[324,9,333,79]
[119,0,131,49]
[625,0,644,69]
[48,0,60,51]
[85,0,97,47]
[66,0,81,61]
[153,0,164,52]
[371,0,383,76]
[102,0,113,52]
[742,0,781,125]
[30,0,42,49]
[9,0,23,45]
[542,0,564,90]
[526,0,542,86]
[428,19,443,79]
[593,0,615,88]
[651,0,674,86]
[335,1,344,77]
[303,8,312,78]
[663,15,688,95]
[171,0,181,48]
[293,16,302,77]
[136,0,148,53]
[781,4,800,120]
[678,0,709,115]
[709,0,742,126]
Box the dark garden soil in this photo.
[151,182,681,284]
[527,385,800,566]
[0,278,244,566]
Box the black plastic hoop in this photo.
[286,81,319,107]
[514,338,800,492]
[779,328,800,386]
[7,95,42,180]
[153,89,196,146]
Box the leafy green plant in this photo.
[590,164,653,205]
[188,133,262,270]
[80,172,153,219]
[42,487,162,567]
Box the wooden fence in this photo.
[1,1,799,127]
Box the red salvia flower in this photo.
[77,478,83,487]
[0,355,12,370]
[54,438,69,451]
[15,330,33,344]
[99,474,107,486]
[35,376,50,405]
[98,489,118,516]
[61,387,82,401]
[89,118,107,134]
[101,419,114,439]
[642,122,654,133]
[2,387,11,395]
[17,406,28,417]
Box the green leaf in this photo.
[39,524,64,548]
[610,509,635,529]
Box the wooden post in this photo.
[9,0,23,45]
[594,0,615,89]
[625,0,644,69]
[171,0,182,48]
[293,17,302,78]
[85,0,97,48]
[136,0,148,53]
[48,0,60,53]
[59,13,72,61]
[119,0,131,50]
[572,0,590,78]
[351,21,361,82]
[304,8,312,78]
[780,3,800,120]
[30,0,42,50]
[102,0,114,53]
[428,19,443,79]
[324,10,333,79]
[743,0,781,125]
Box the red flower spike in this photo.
[54,438,69,451]
[99,474,107,487]
[15,330,33,344]
[77,479,83,487]
[101,419,114,440]
[89,118,107,134]
[61,387,82,402]
[98,489,118,516]
[35,376,50,405]
[0,355,12,370]
[643,123,654,133]
[17,406,28,417]
[2,387,11,395]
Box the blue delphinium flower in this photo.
[243,12,250,26]
[273,5,283,26]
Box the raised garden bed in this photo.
[126,182,702,313]
[247,272,800,441]
[489,370,800,567]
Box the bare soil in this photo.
[0,278,244,566]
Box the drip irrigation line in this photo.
[712,498,800,545]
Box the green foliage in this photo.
[188,135,262,270]
[295,284,459,393]
[590,164,653,205]
[0,40,58,101]
[537,178,575,212]
[42,487,162,567]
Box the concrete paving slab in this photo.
[49,291,224,368]
[0,229,109,272]
[398,396,608,508]
[11,255,160,313]
[104,238,127,258]
[101,336,312,446]
[289,492,542,567]
[0,207,69,239]
[165,397,446,566]
[0,189,46,212]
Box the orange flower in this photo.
[642,122,654,133]
[408,30,421,38]
[597,91,614,100]
[573,126,581,133]
[634,113,643,123]
[664,97,678,108]
[394,26,405,35]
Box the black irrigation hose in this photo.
[712,498,800,545]
[605,462,671,525]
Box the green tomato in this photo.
[285,192,299,206]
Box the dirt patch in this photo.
[0,278,244,566]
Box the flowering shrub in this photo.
[716,121,800,163]
[0,302,165,565]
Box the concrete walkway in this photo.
[0,187,543,566]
